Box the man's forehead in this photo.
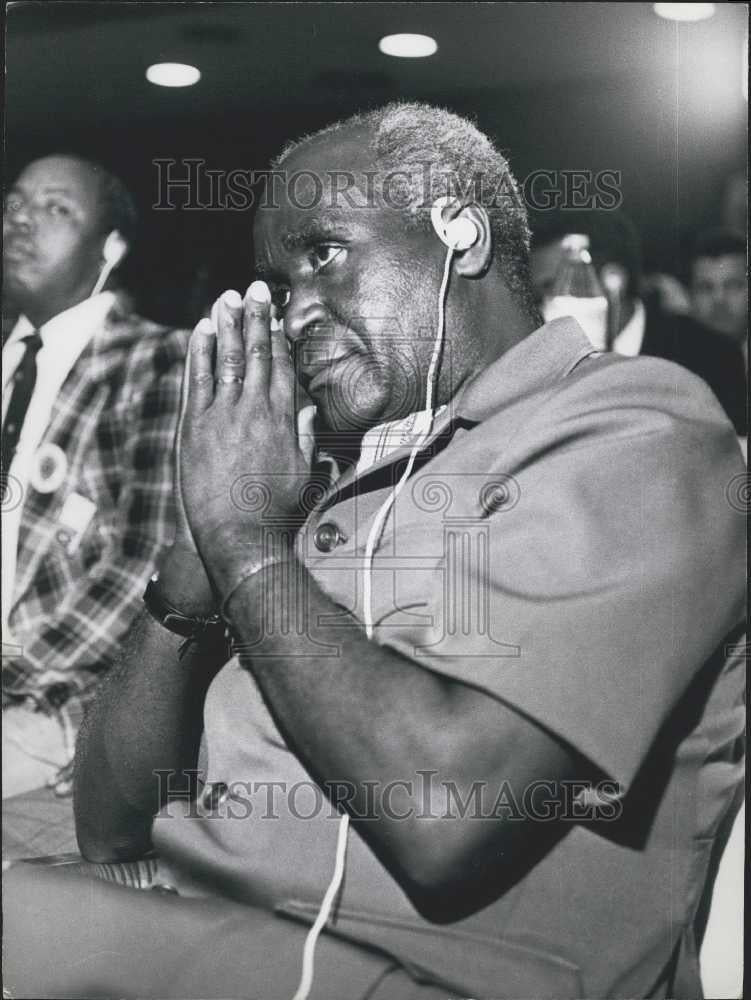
[14,156,100,202]
[282,126,377,176]
[256,203,363,238]
[269,135,375,210]
[254,128,401,257]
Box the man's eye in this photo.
[312,245,345,271]
[46,202,72,217]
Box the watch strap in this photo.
[143,574,224,654]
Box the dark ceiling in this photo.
[4,2,748,325]
[6,2,747,126]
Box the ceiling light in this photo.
[146,63,201,88]
[378,34,437,58]
[653,4,716,21]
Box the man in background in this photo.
[2,155,186,840]
[689,227,747,363]
[530,210,746,435]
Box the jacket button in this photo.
[313,522,343,552]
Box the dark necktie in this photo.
[2,331,43,477]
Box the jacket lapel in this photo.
[12,296,137,615]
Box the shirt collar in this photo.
[355,405,448,477]
[612,299,645,358]
[6,291,117,351]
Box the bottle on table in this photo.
[543,233,609,351]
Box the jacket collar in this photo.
[315,316,596,510]
[453,316,596,422]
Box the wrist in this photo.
[197,525,296,595]
[157,543,216,617]
[220,550,297,623]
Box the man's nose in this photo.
[5,204,33,233]
[284,288,330,344]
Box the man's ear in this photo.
[102,230,129,269]
[445,203,493,278]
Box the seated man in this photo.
[530,210,747,435]
[3,104,745,1000]
[2,156,187,839]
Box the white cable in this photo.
[60,703,76,760]
[290,811,350,1000]
[362,245,454,640]
[291,245,455,1000]
[89,257,116,298]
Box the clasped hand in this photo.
[178,282,311,588]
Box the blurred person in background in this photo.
[531,210,747,435]
[689,228,747,363]
[2,155,187,847]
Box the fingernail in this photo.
[195,318,215,335]
[270,316,284,332]
[222,289,243,308]
[248,280,271,304]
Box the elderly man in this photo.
[2,156,186,821]
[3,105,745,1000]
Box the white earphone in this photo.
[90,230,128,297]
[430,196,479,251]
[292,196,479,1000]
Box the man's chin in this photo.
[311,386,387,436]
[1,270,35,312]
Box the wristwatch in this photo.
[143,572,226,656]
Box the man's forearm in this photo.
[74,548,226,861]
[221,554,475,879]
[220,551,582,920]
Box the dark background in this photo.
[5,2,748,327]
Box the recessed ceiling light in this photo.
[146,63,201,88]
[653,3,716,22]
[378,33,438,58]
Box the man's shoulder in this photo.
[99,296,190,372]
[462,346,739,469]
[557,348,732,422]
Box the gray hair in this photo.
[273,101,538,318]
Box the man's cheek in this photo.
[35,237,72,277]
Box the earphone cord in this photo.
[362,243,454,640]
[89,257,116,298]
[289,244,455,1000]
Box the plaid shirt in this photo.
[2,294,188,724]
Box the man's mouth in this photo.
[3,241,35,262]
[299,351,357,393]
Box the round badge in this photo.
[30,443,68,494]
